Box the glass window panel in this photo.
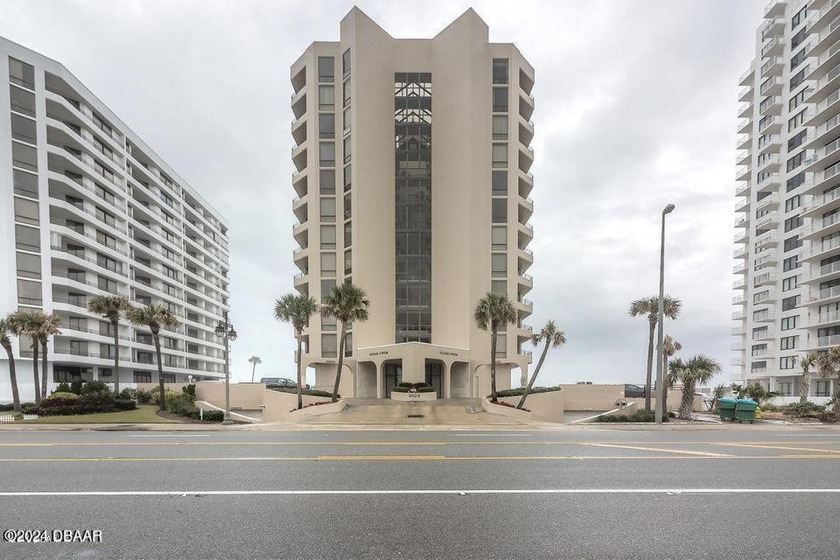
[492,199,507,223]
[9,58,35,89]
[15,252,41,279]
[492,143,507,168]
[343,135,351,163]
[491,253,507,277]
[15,224,40,251]
[321,252,337,276]
[318,57,334,83]
[342,49,351,76]
[343,77,351,107]
[492,171,507,195]
[320,169,336,194]
[492,226,507,249]
[319,142,335,166]
[492,59,509,85]
[344,164,352,191]
[320,197,336,222]
[491,280,507,295]
[10,114,37,144]
[493,87,508,112]
[344,250,352,275]
[14,197,39,226]
[12,141,38,171]
[343,106,351,132]
[13,169,38,197]
[492,115,508,140]
[9,85,36,117]
[321,279,336,303]
[321,225,336,249]
[319,113,335,139]
[344,222,352,247]
[318,85,335,110]
[322,334,337,357]
[17,279,42,305]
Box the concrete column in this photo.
[376,361,384,399]
[768,376,776,392]
[443,361,451,398]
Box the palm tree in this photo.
[88,295,132,394]
[248,355,263,383]
[274,293,318,409]
[126,304,180,411]
[0,317,22,412]
[798,353,816,404]
[8,310,46,405]
[320,283,370,403]
[710,384,727,411]
[517,320,566,410]
[628,295,682,412]
[474,293,518,403]
[669,355,721,420]
[659,335,682,414]
[37,313,61,401]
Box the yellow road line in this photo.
[581,443,735,458]
[0,440,838,447]
[720,443,840,454]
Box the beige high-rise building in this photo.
[289,8,535,399]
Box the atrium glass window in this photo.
[492,59,509,84]
[318,57,334,83]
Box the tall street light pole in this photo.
[655,203,675,425]
[215,312,237,425]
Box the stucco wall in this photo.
[497,391,564,423]
[262,389,334,423]
[195,382,266,410]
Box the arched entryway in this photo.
[382,359,403,398]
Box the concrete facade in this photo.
[0,37,230,402]
[734,0,839,400]
[290,8,536,399]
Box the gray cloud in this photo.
[0,0,764,387]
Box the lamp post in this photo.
[215,312,237,425]
[655,203,675,425]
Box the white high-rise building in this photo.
[735,0,838,401]
[290,8,535,398]
[0,37,230,400]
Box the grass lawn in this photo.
[22,405,180,424]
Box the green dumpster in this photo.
[718,398,737,421]
[735,399,758,423]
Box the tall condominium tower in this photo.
[735,0,838,401]
[0,37,230,401]
[290,8,535,399]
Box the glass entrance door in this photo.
[425,362,442,397]
[384,362,402,398]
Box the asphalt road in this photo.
[1,425,839,559]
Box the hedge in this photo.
[391,386,436,393]
[595,410,668,423]
[38,394,115,416]
[491,386,563,398]
[269,387,337,398]
[398,382,428,389]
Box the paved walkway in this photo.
[301,398,529,426]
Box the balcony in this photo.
[763,0,784,18]
[735,199,750,213]
[736,166,750,182]
[731,326,746,336]
[758,95,782,116]
[291,115,307,145]
[756,153,780,171]
[738,118,752,135]
[519,116,534,147]
[754,248,779,266]
[739,85,753,103]
[757,115,781,134]
[736,149,751,166]
[739,61,755,86]
[732,295,746,305]
[815,309,840,326]
[293,272,308,290]
[760,56,784,78]
[757,134,781,154]
[805,259,840,283]
[754,210,778,229]
[804,235,840,261]
[733,263,747,274]
[810,63,840,105]
[735,215,749,228]
[733,247,748,259]
[751,328,774,341]
[814,334,840,349]
[291,90,306,120]
[755,193,779,212]
[805,88,840,128]
[809,1,840,47]
[803,211,840,239]
[760,38,784,59]
[738,101,753,119]
[734,230,748,244]
[812,283,840,303]
[518,90,534,121]
[732,310,745,320]
[753,310,776,323]
[291,143,307,172]
[753,270,776,287]
[733,280,746,290]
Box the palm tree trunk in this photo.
[799,372,809,404]
[112,320,120,395]
[645,320,655,412]
[153,331,165,411]
[517,337,549,410]
[679,379,695,420]
[661,352,668,415]
[295,334,303,410]
[251,362,257,383]
[40,337,48,401]
[489,326,498,403]
[2,343,21,412]
[331,321,346,403]
[31,341,41,406]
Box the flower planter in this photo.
[391,391,437,402]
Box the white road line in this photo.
[452,433,534,437]
[0,489,839,497]
[127,435,211,438]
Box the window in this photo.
[751,361,767,372]
[753,291,770,304]
[319,142,335,166]
[344,250,352,275]
[492,171,507,195]
[344,164,352,191]
[322,334,337,358]
[321,225,336,249]
[782,276,798,291]
[10,113,37,144]
[9,85,36,117]
[783,235,802,252]
[344,222,352,248]
[782,295,800,311]
[492,87,508,112]
[492,226,507,250]
[492,199,507,223]
[321,252,336,276]
[13,169,38,198]
[752,326,768,339]
[777,382,792,396]
[161,373,176,383]
[784,216,802,232]
[790,67,808,90]
[319,114,335,139]
[780,336,798,350]
[96,206,116,227]
[16,252,41,279]
[495,333,507,358]
[320,170,336,194]
[344,332,353,357]
[492,59,509,84]
[14,197,39,226]
[9,57,35,89]
[69,340,88,356]
[789,91,806,113]
[751,344,767,356]
[133,371,152,383]
[321,279,336,303]
[96,230,116,250]
[343,106,351,132]
[97,275,117,293]
[343,135,351,163]
[15,224,40,252]
[491,280,507,295]
[491,253,507,277]
[322,316,337,331]
[493,116,508,140]
[492,143,508,168]
[318,57,334,83]
[785,195,801,212]
[12,142,38,171]
[319,85,335,110]
[780,357,796,370]
[17,279,41,306]
[788,110,806,132]
[781,316,798,331]
[786,152,804,172]
[96,253,119,273]
[100,344,115,360]
[790,49,807,71]
[342,49,351,77]
[343,77,351,107]
[792,6,807,29]
[791,26,808,49]
[783,255,800,272]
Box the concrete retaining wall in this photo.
[497,391,565,423]
[262,389,335,422]
[195,382,265,410]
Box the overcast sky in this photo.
[2,0,765,387]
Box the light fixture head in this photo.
[663,203,676,214]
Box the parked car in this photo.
[624,384,646,398]
[260,377,310,389]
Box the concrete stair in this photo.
[300,398,528,425]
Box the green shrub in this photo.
[53,382,71,394]
[165,392,194,415]
[38,393,115,416]
[113,399,137,411]
[70,380,83,395]
[391,386,437,393]
[492,386,563,398]
[398,382,428,388]
[118,388,137,401]
[269,387,337,398]
[595,410,667,423]
[80,380,112,396]
[182,384,196,399]
[785,402,826,418]
[189,409,224,422]
[0,403,16,411]
[135,389,153,404]
[21,402,39,414]
[46,392,80,401]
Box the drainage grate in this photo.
[406,414,425,419]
